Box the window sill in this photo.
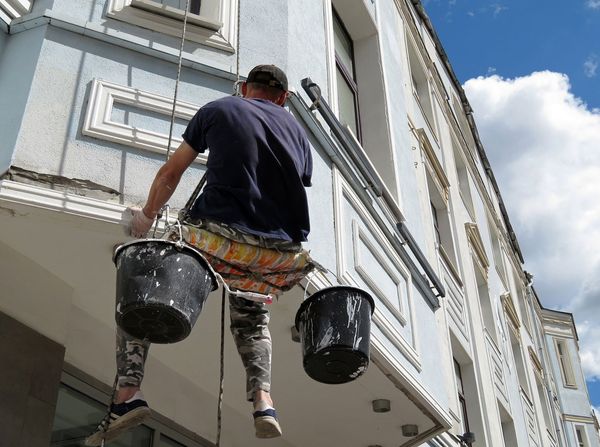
[107,0,237,53]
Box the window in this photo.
[512,270,532,333]
[452,141,475,218]
[454,359,470,435]
[508,329,530,395]
[429,181,457,266]
[451,94,475,152]
[424,154,457,271]
[107,0,237,51]
[555,338,577,387]
[51,385,153,446]
[130,0,212,24]
[498,403,518,447]
[332,8,361,140]
[329,0,400,196]
[488,220,507,283]
[431,201,441,245]
[534,373,553,434]
[407,36,437,137]
[161,0,201,15]
[52,370,210,447]
[475,264,498,343]
[575,425,589,447]
[0,0,32,23]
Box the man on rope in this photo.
[86,65,312,445]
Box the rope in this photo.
[216,5,241,438]
[236,0,241,84]
[165,0,192,161]
[97,373,119,446]
[216,288,226,446]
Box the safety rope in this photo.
[99,373,119,446]
[164,2,243,445]
[165,0,192,161]
[216,288,226,447]
[235,0,241,90]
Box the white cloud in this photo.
[587,0,600,9]
[584,54,599,78]
[491,3,508,16]
[463,71,600,379]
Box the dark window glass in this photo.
[51,385,153,447]
[431,202,441,245]
[454,359,470,434]
[161,435,187,446]
[332,9,361,139]
[189,0,201,15]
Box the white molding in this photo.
[0,0,31,20]
[82,79,207,163]
[333,167,421,370]
[371,335,453,429]
[353,219,408,325]
[106,0,237,52]
[0,180,126,223]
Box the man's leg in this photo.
[85,328,151,446]
[229,294,282,438]
[116,327,150,399]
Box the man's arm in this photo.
[130,141,198,237]
[141,141,199,218]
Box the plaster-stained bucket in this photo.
[113,239,217,344]
[295,286,375,384]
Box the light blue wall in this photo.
[5,0,450,415]
[12,27,229,206]
[0,29,6,58]
[0,26,46,174]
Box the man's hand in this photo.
[129,207,155,238]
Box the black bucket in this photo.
[113,239,217,344]
[295,286,375,384]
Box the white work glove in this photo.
[128,207,155,238]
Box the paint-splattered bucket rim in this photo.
[113,238,218,291]
[295,285,375,330]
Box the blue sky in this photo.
[423,0,600,108]
[422,0,600,413]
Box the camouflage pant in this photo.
[116,294,272,401]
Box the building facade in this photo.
[0,0,598,446]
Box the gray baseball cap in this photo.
[247,64,288,91]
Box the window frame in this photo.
[107,0,237,52]
[554,338,577,388]
[0,0,32,23]
[406,32,438,141]
[575,425,589,447]
[454,358,470,435]
[332,7,362,141]
[54,365,212,447]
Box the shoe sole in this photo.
[254,415,282,439]
[85,407,151,446]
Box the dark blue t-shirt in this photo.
[182,96,312,242]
